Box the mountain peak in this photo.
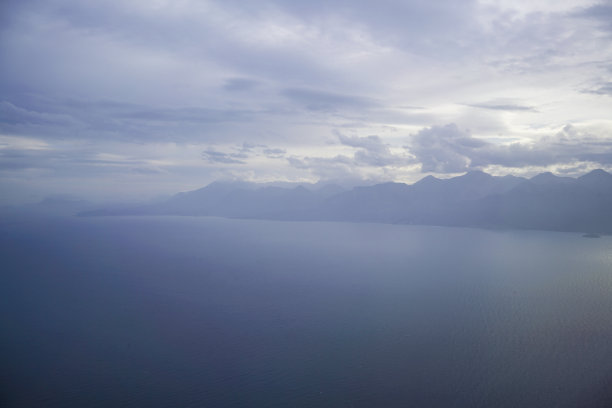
[461,170,492,180]
[531,171,555,179]
[577,169,612,192]
[579,169,612,180]
[293,185,309,192]
[529,172,571,185]
[415,175,440,185]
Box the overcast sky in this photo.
[1,0,612,203]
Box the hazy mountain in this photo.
[1,196,97,216]
[83,182,344,219]
[82,169,612,233]
[315,171,526,224]
[479,170,612,232]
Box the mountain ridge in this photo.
[81,169,612,233]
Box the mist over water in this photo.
[2,215,612,407]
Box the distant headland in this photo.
[80,169,612,234]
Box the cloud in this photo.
[285,123,612,178]
[0,97,259,142]
[120,107,252,124]
[0,142,167,176]
[409,124,483,173]
[201,149,246,164]
[574,3,612,33]
[409,123,612,173]
[282,88,376,113]
[583,81,612,96]
[201,143,287,163]
[239,142,268,152]
[263,148,286,158]
[286,154,361,181]
[0,101,77,127]
[284,132,413,182]
[338,134,409,167]
[223,78,261,92]
[467,101,537,111]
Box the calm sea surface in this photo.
[1,215,612,407]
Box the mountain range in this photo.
[82,169,612,233]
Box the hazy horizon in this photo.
[3,166,608,207]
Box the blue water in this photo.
[1,215,612,407]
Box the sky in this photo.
[1,0,612,203]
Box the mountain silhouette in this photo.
[82,169,612,233]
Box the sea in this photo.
[1,215,612,407]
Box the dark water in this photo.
[1,215,612,407]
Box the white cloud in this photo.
[409,123,612,173]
